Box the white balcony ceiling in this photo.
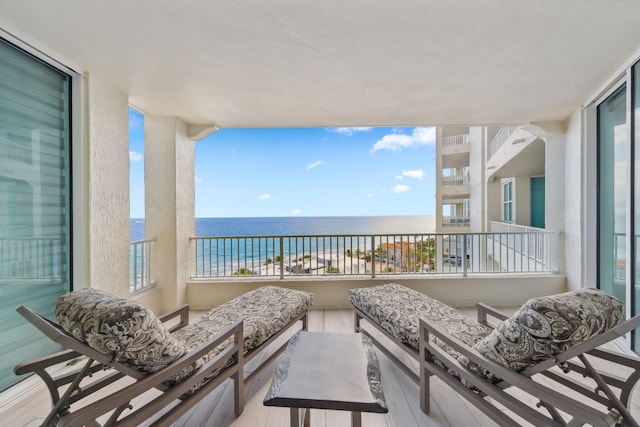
[1,0,639,128]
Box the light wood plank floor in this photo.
[4,308,640,427]
[166,308,500,427]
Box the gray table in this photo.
[263,331,388,427]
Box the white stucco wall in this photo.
[187,275,566,310]
[564,109,583,291]
[513,176,531,226]
[434,127,444,231]
[144,116,195,313]
[86,75,130,297]
[469,127,485,232]
[544,134,566,275]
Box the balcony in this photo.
[441,168,470,197]
[7,306,636,426]
[191,230,558,279]
[130,239,155,293]
[442,134,469,147]
[488,126,518,159]
[440,134,470,163]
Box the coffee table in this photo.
[263,331,388,427]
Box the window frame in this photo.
[502,179,513,223]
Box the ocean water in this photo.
[132,216,435,275]
[131,215,435,241]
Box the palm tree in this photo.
[233,267,254,276]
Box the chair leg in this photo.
[233,371,244,416]
[420,367,431,414]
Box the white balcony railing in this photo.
[442,216,470,227]
[191,231,558,279]
[130,239,155,293]
[442,134,470,147]
[442,168,470,186]
[488,126,518,159]
[0,237,63,279]
[489,221,555,272]
[1,139,32,164]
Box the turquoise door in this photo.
[530,177,545,228]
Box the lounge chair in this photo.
[14,286,313,426]
[350,283,640,426]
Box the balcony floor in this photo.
[6,308,640,427]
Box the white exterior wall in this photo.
[434,127,444,231]
[544,133,566,275]
[85,75,130,298]
[513,176,531,226]
[564,109,584,290]
[144,116,195,313]
[469,127,485,232]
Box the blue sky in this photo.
[129,108,436,218]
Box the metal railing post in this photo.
[279,237,284,280]
[371,235,376,278]
[462,234,467,276]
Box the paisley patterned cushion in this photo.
[166,286,314,385]
[55,289,188,374]
[349,283,492,358]
[465,288,624,376]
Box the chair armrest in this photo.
[475,302,509,327]
[159,304,190,332]
[419,318,616,426]
[59,320,244,426]
[14,348,81,376]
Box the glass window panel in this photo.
[634,63,640,353]
[598,85,627,305]
[0,39,71,391]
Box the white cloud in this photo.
[258,193,272,201]
[129,150,143,162]
[391,184,411,193]
[291,208,302,215]
[306,160,325,170]
[371,127,435,153]
[403,169,425,179]
[330,127,372,136]
[195,175,203,184]
[395,175,403,180]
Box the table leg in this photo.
[351,411,361,427]
[290,408,310,427]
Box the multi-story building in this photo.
[436,126,549,232]
[435,127,472,232]
[436,124,562,274]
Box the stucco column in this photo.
[144,116,195,312]
[469,127,485,232]
[435,127,443,232]
[544,135,566,274]
[86,75,130,297]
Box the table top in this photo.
[263,331,388,413]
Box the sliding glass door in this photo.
[0,39,72,390]
[597,60,640,353]
[598,85,627,304]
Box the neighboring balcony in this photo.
[488,126,518,159]
[441,134,470,164]
[441,168,470,197]
[441,215,471,229]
